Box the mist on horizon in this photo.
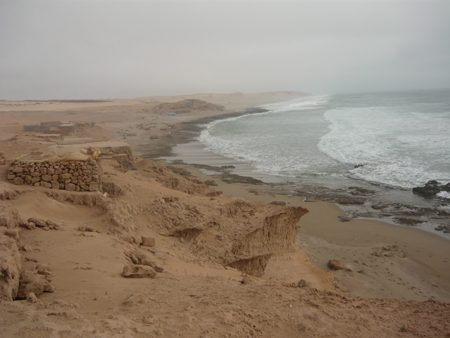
[1,1,450,100]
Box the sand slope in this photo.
[1,93,450,337]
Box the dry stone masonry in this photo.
[7,158,101,192]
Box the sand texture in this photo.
[1,93,450,337]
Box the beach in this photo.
[1,92,450,337]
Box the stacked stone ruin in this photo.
[6,158,101,192]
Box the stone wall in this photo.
[6,158,101,192]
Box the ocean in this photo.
[165,89,450,237]
[199,90,450,192]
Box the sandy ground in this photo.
[1,93,450,337]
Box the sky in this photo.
[1,0,450,100]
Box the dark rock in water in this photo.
[393,217,424,226]
[412,180,450,198]
[435,224,450,232]
[221,173,264,185]
[270,201,286,206]
[204,180,218,186]
[244,108,269,114]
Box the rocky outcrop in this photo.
[6,158,102,192]
[230,207,309,256]
[0,206,22,301]
[226,206,309,276]
[136,159,221,197]
[122,265,157,278]
[412,180,450,198]
[0,234,21,301]
[16,266,55,299]
[149,99,224,115]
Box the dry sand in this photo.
[1,92,450,337]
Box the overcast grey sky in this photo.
[1,0,450,100]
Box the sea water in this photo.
[198,90,450,192]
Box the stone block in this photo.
[40,181,51,189]
[41,175,52,182]
[13,177,24,185]
[141,236,155,247]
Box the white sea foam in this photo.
[199,91,450,189]
[198,95,334,178]
[318,105,450,188]
[260,95,330,113]
[437,191,450,200]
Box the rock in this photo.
[65,183,76,191]
[89,183,99,192]
[297,279,308,287]
[122,235,135,244]
[412,180,450,198]
[125,251,164,272]
[28,217,47,227]
[41,175,52,182]
[3,229,20,242]
[141,236,155,247]
[21,244,32,252]
[393,217,424,226]
[327,259,348,271]
[41,181,52,189]
[241,276,254,285]
[78,226,94,232]
[270,201,287,206]
[26,292,40,303]
[43,283,56,293]
[20,221,36,230]
[13,177,24,185]
[132,235,143,245]
[35,263,52,276]
[51,181,60,189]
[0,235,21,300]
[373,245,406,258]
[122,265,157,278]
[16,270,55,299]
[204,180,218,186]
[338,216,351,222]
[46,220,60,230]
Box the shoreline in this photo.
[158,158,450,302]
[2,95,450,299]
[144,98,450,301]
[154,105,450,240]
